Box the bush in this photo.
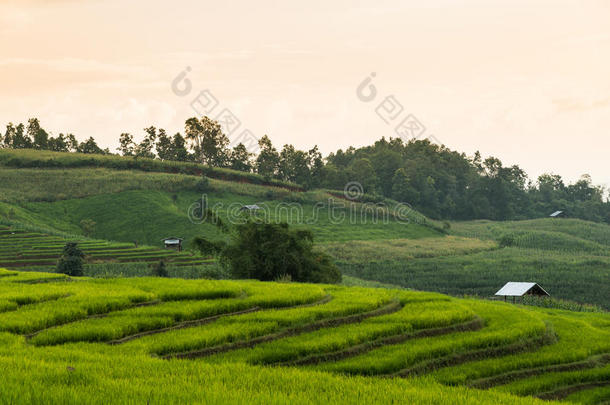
[196,221,341,284]
[498,233,515,248]
[57,242,85,276]
[195,175,211,193]
[80,219,96,237]
[152,261,168,277]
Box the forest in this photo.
[2,117,608,224]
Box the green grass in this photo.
[3,269,609,404]
[564,385,610,404]
[308,300,548,376]
[336,247,610,309]
[0,226,210,272]
[3,188,439,246]
[320,236,497,263]
[330,217,610,309]
[205,298,474,366]
[450,218,610,246]
[0,148,299,190]
[1,148,608,311]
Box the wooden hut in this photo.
[162,237,183,252]
[495,282,549,303]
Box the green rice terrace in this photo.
[0,269,608,404]
[0,225,211,271]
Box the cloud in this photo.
[552,97,610,113]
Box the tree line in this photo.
[2,117,608,224]
[1,118,109,155]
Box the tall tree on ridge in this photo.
[134,126,157,158]
[118,133,135,156]
[28,118,49,150]
[185,116,229,166]
[229,142,253,172]
[255,135,280,178]
[78,137,104,154]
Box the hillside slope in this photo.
[1,149,608,308]
[0,151,440,246]
[334,218,610,308]
[1,270,608,404]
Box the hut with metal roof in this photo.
[239,204,261,212]
[162,237,183,252]
[495,282,549,303]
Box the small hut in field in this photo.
[162,237,183,252]
[495,282,549,303]
[239,204,261,212]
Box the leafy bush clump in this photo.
[57,242,85,276]
[152,261,168,277]
[195,175,211,193]
[194,221,341,284]
[498,233,516,248]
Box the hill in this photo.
[0,270,608,404]
[1,149,609,308]
[331,218,610,309]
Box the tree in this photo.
[370,148,403,196]
[57,242,85,276]
[65,134,79,152]
[79,219,96,237]
[28,118,49,150]
[255,135,280,178]
[391,168,419,203]
[11,123,31,149]
[48,133,69,152]
[118,133,135,156]
[306,146,324,188]
[184,116,230,166]
[278,144,310,185]
[196,221,341,283]
[228,143,254,172]
[171,132,190,162]
[78,137,104,154]
[134,127,157,158]
[2,123,16,148]
[155,129,173,160]
[349,158,378,194]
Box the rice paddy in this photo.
[1,268,608,404]
[0,225,211,270]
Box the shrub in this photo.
[196,221,341,284]
[57,242,85,276]
[80,219,96,237]
[498,233,515,248]
[152,261,168,277]
[195,175,211,193]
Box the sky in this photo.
[0,0,608,190]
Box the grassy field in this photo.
[0,225,212,274]
[0,148,299,190]
[1,269,608,404]
[1,149,608,309]
[332,219,610,309]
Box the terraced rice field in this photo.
[0,226,210,269]
[0,269,608,403]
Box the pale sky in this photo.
[1,0,608,189]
